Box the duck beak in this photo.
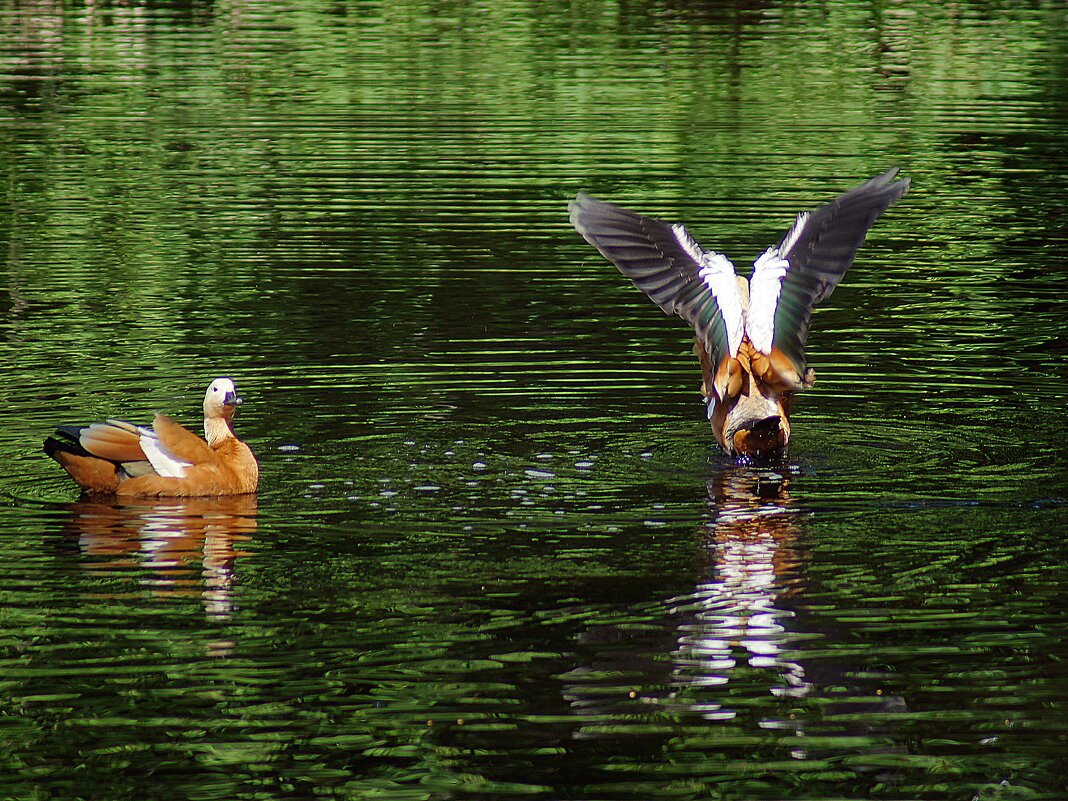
[224,391,243,407]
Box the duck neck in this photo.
[204,416,235,447]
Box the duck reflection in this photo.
[563,466,810,727]
[63,495,257,623]
[667,467,811,722]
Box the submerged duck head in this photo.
[711,370,791,463]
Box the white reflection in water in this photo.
[69,496,257,636]
[668,468,811,722]
[562,467,811,733]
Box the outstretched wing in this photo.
[569,192,744,365]
[746,168,911,375]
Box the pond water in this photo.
[2,1,1067,799]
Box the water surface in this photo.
[1,2,1067,799]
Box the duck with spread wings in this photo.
[569,169,910,461]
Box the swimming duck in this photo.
[44,377,259,496]
[569,168,910,461]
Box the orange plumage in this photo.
[697,338,807,458]
[44,378,259,498]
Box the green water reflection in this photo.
[2,1,1067,799]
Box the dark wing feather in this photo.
[768,168,910,373]
[568,192,740,365]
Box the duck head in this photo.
[712,380,791,464]
[204,377,243,421]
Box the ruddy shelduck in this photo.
[569,169,910,462]
[44,378,259,497]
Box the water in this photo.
[2,1,1067,799]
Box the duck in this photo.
[569,168,910,462]
[44,377,259,497]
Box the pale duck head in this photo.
[203,377,243,419]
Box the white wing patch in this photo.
[670,222,706,270]
[779,211,808,256]
[138,426,192,478]
[747,247,790,354]
[746,212,810,354]
[672,223,744,357]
